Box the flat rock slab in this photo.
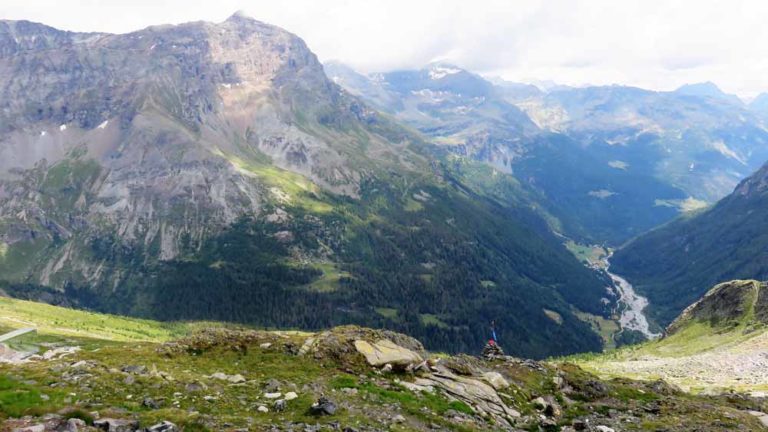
[354,339,422,367]
[748,410,768,427]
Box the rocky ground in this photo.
[1,326,768,431]
[589,330,768,394]
[577,280,768,397]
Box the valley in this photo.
[1,6,768,430]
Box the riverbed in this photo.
[604,255,661,339]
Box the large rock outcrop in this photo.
[666,280,768,335]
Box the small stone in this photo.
[264,392,282,399]
[227,374,246,384]
[142,397,160,409]
[263,378,281,392]
[381,363,393,372]
[284,391,298,401]
[123,375,135,385]
[15,425,45,432]
[257,405,269,413]
[260,343,272,349]
[572,419,588,430]
[392,414,406,423]
[121,365,147,375]
[185,382,204,392]
[145,421,178,432]
[210,372,229,381]
[595,427,615,432]
[274,399,286,412]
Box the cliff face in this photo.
[0,14,420,285]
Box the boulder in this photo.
[419,368,520,425]
[310,397,337,416]
[63,418,86,432]
[482,371,510,390]
[353,339,422,368]
[94,418,139,432]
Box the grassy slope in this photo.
[1,300,767,430]
[611,190,768,326]
[0,297,193,342]
[571,283,768,393]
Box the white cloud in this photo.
[1,0,768,97]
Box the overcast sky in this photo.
[2,0,766,97]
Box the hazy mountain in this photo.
[0,16,612,357]
[611,161,768,325]
[328,63,768,244]
[325,62,539,174]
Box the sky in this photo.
[2,0,767,98]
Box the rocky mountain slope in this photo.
[0,16,615,357]
[611,161,768,326]
[327,63,768,244]
[2,298,768,431]
[576,280,768,397]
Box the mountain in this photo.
[328,63,768,244]
[750,92,768,119]
[674,81,744,105]
[325,61,538,174]
[3,297,768,431]
[611,162,768,325]
[577,279,768,396]
[0,16,613,358]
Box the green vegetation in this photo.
[0,296,192,342]
[612,184,768,326]
[14,161,612,358]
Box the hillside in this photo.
[2,300,768,431]
[0,16,614,358]
[328,63,768,244]
[575,280,768,395]
[611,161,768,325]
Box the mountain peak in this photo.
[425,63,466,79]
[674,81,743,104]
[227,10,254,22]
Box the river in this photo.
[603,254,661,339]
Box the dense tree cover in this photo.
[28,171,609,359]
[612,178,768,325]
[512,133,687,246]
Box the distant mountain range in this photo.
[326,62,768,244]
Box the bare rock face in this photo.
[0,14,419,290]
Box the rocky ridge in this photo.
[3,323,768,431]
